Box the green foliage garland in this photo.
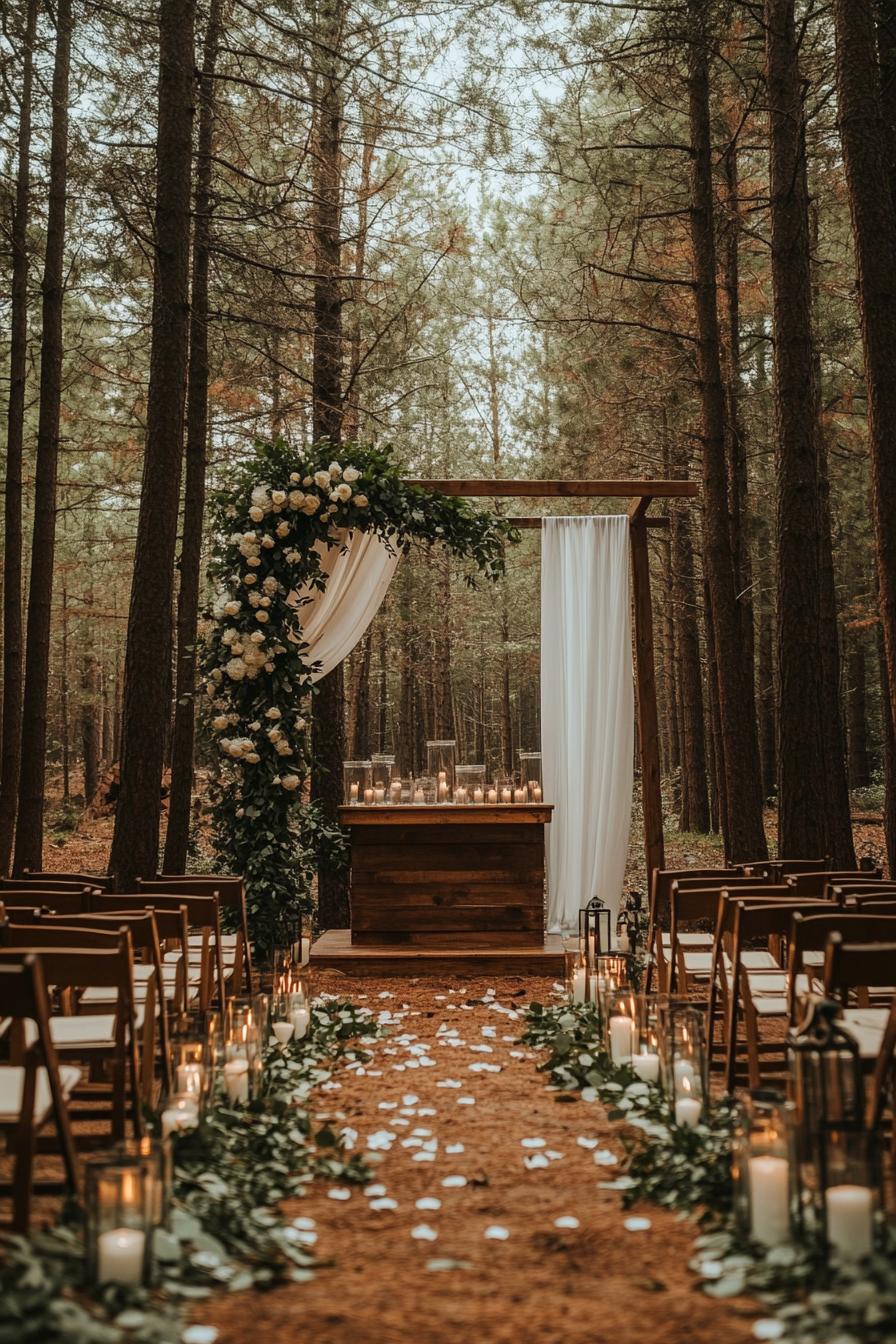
[200,438,517,954]
[523,1000,896,1344]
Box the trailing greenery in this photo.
[523,999,896,1343]
[0,997,378,1343]
[201,437,518,954]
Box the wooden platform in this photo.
[309,928,566,977]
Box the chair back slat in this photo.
[22,870,112,892]
[139,875,253,991]
[823,933,896,1004]
[787,869,883,897]
[787,911,896,1021]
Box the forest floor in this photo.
[197,972,758,1344]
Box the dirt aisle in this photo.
[201,973,752,1344]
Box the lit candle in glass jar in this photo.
[374,786,385,804]
[487,787,498,804]
[513,787,527,804]
[97,1227,145,1286]
[473,787,484,803]
[350,782,359,802]
[363,787,374,804]
[500,786,511,804]
[389,781,402,804]
[531,784,542,802]
[414,786,424,804]
[438,781,448,802]
[223,1058,249,1104]
[826,1185,873,1260]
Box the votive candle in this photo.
[748,1155,790,1247]
[826,1185,873,1260]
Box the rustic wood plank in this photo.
[310,928,565,975]
[351,929,544,947]
[349,872,544,893]
[351,904,544,933]
[350,841,543,870]
[403,479,699,498]
[339,805,553,826]
[510,516,671,529]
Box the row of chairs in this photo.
[647,862,896,1096]
[0,870,253,1231]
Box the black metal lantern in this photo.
[579,896,612,962]
[616,889,644,955]
[787,996,879,1257]
[271,910,309,988]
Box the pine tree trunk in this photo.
[60,582,70,802]
[81,654,102,804]
[163,0,222,874]
[686,0,767,861]
[13,0,73,873]
[878,622,896,875]
[309,0,347,928]
[757,556,777,803]
[833,0,896,757]
[108,0,196,888]
[672,485,709,833]
[847,642,871,789]
[0,0,38,872]
[766,0,852,862]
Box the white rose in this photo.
[242,646,266,668]
[249,506,264,522]
[231,642,243,655]
[248,592,260,606]
[212,715,229,731]
[265,661,274,672]
[251,484,270,505]
[259,596,271,608]
[294,717,306,730]
[248,720,260,730]
[313,470,331,489]
[245,752,260,764]
[275,741,293,756]
[271,490,286,506]
[256,610,269,623]
[276,521,290,537]
[327,504,338,515]
[354,493,369,508]
[288,490,304,509]
[289,472,301,484]
[226,505,237,518]
[329,461,342,478]
[224,600,240,616]
[225,658,246,681]
[272,775,281,786]
[219,738,232,753]
[222,627,237,646]
[334,482,352,502]
[249,630,265,644]
[241,531,257,544]
[263,576,278,594]
[302,476,312,486]
[211,668,223,682]
[267,727,282,742]
[243,573,257,585]
[266,708,282,719]
[247,555,261,567]
[302,497,319,515]
[281,774,300,791]
[285,550,300,563]
[261,536,274,549]
[343,466,360,483]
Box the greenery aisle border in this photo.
[523,1001,896,1344]
[0,997,379,1344]
[201,438,516,954]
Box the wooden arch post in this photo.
[405,479,699,886]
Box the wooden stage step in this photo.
[310,928,566,977]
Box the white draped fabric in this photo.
[540,517,634,931]
[291,530,401,682]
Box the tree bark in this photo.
[309,0,347,928]
[766,0,853,863]
[163,0,223,873]
[13,0,73,872]
[686,0,767,861]
[108,0,196,887]
[0,0,38,872]
[847,641,871,789]
[672,481,709,832]
[878,622,896,876]
[833,0,896,757]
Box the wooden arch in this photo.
[404,478,700,882]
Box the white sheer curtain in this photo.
[289,530,400,681]
[541,517,634,931]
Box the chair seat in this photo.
[187,934,238,950]
[0,1064,81,1125]
[49,1005,145,1049]
[662,932,712,948]
[682,948,779,977]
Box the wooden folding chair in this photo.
[0,888,90,914]
[722,899,840,1091]
[139,875,253,992]
[667,878,790,994]
[786,911,896,1023]
[647,870,751,991]
[868,992,896,1134]
[22,870,112,892]
[786,869,883,897]
[0,933,141,1141]
[823,933,896,1009]
[834,883,896,904]
[89,892,225,1009]
[0,956,80,1231]
[17,910,176,1097]
[738,858,831,883]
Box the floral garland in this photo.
[0,998,379,1344]
[200,438,516,954]
[523,1000,896,1344]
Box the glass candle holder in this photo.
[455,764,485,804]
[605,988,638,1065]
[222,1003,263,1104]
[518,751,543,803]
[426,740,456,799]
[169,1014,213,1110]
[566,947,589,1004]
[343,760,372,805]
[117,1135,169,1233]
[630,997,662,1084]
[85,1157,152,1288]
[159,1091,200,1139]
[496,776,514,805]
[371,754,400,804]
[659,1000,707,1127]
[732,1091,794,1248]
[821,1128,879,1262]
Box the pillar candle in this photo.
[363,787,374,804]
[674,1095,702,1128]
[609,1015,633,1064]
[572,968,586,1004]
[513,787,527,804]
[175,1063,203,1097]
[291,1006,310,1039]
[455,786,467,804]
[825,1185,873,1260]
[617,928,631,954]
[414,787,425,804]
[531,785,542,802]
[389,780,402,804]
[473,787,484,803]
[374,786,385,804]
[631,1051,660,1083]
[673,1058,695,1090]
[273,1020,294,1046]
[350,782,359,803]
[223,1057,249,1103]
[438,781,448,802]
[487,787,498,804]
[97,1227,145,1286]
[748,1155,790,1247]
